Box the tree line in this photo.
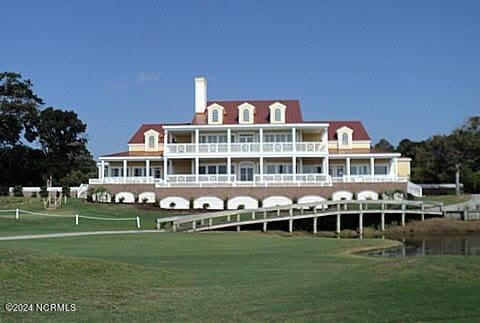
[0,72,96,190]
[374,117,480,193]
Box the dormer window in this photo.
[212,109,219,123]
[337,126,353,149]
[238,103,255,124]
[144,129,160,151]
[243,109,250,122]
[269,102,286,124]
[342,133,349,146]
[274,108,281,122]
[148,135,155,149]
[206,103,224,124]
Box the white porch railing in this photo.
[331,175,407,183]
[255,173,331,184]
[165,174,236,186]
[296,142,326,153]
[89,177,163,184]
[164,141,326,155]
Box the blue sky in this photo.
[2,1,479,157]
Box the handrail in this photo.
[156,199,444,227]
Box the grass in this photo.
[415,194,471,205]
[0,233,480,321]
[1,198,480,321]
[0,197,187,237]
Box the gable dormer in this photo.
[269,102,287,124]
[144,129,160,151]
[238,102,255,124]
[336,126,353,149]
[206,103,224,124]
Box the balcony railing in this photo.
[331,175,406,183]
[255,173,331,185]
[165,141,326,155]
[89,177,163,185]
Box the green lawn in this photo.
[0,197,186,237]
[1,233,479,321]
[415,194,471,205]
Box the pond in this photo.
[366,234,480,258]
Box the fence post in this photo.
[15,208,19,220]
[421,203,425,222]
[136,216,140,229]
[313,217,318,234]
[359,203,363,237]
[381,203,385,232]
[401,203,406,227]
[75,214,79,225]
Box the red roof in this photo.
[303,120,370,141]
[128,123,190,144]
[192,100,303,125]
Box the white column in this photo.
[370,157,375,180]
[390,157,398,177]
[195,157,199,182]
[145,159,150,181]
[227,157,232,182]
[323,157,329,176]
[292,127,296,152]
[292,156,297,178]
[97,164,102,180]
[123,160,127,183]
[260,157,264,182]
[227,128,231,152]
[163,130,168,182]
[299,157,303,174]
[346,157,350,181]
[195,129,199,153]
[259,128,263,152]
[100,160,105,179]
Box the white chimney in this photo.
[195,77,207,114]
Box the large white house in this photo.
[88,77,417,209]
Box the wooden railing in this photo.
[156,200,445,234]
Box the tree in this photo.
[37,107,96,183]
[0,72,42,147]
[374,138,394,152]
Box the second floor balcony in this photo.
[165,141,327,156]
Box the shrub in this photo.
[32,192,38,198]
[40,186,48,198]
[202,203,210,210]
[237,204,245,210]
[118,196,125,204]
[169,202,176,209]
[142,197,149,204]
[13,185,23,197]
[0,186,9,196]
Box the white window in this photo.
[274,108,281,122]
[238,103,255,124]
[148,136,155,149]
[206,104,224,124]
[243,109,250,122]
[268,102,286,124]
[350,165,370,175]
[342,133,349,146]
[265,164,293,174]
[211,109,219,123]
[303,165,322,174]
[134,168,145,177]
[374,165,388,175]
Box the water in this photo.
[366,234,480,258]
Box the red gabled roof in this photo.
[192,100,303,125]
[128,123,190,144]
[303,120,371,141]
